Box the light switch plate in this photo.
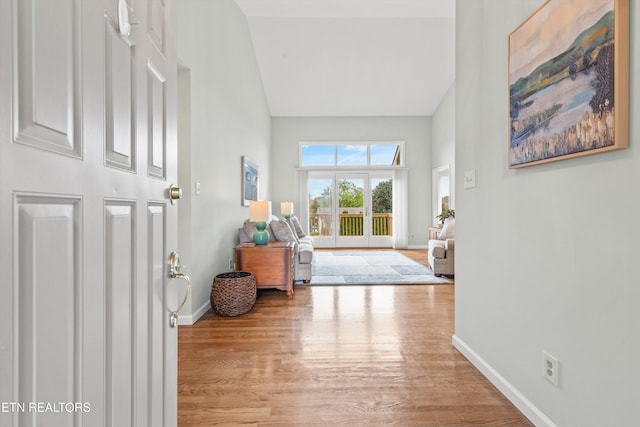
[195,182,201,195]
[464,169,476,189]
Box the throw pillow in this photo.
[438,218,455,240]
[242,219,256,241]
[288,216,307,238]
[267,223,276,242]
[270,220,299,243]
[243,219,276,243]
[238,227,253,243]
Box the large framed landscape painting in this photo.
[508,0,628,168]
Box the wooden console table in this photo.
[234,241,295,299]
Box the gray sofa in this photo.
[238,216,314,282]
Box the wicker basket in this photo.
[211,271,256,317]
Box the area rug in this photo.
[304,250,453,285]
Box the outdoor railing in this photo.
[339,214,363,236]
[371,213,392,236]
[309,213,392,236]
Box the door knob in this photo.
[169,184,182,204]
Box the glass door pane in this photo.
[336,175,367,247]
[308,177,334,246]
[369,175,393,247]
[371,177,392,236]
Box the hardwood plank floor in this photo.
[178,249,531,426]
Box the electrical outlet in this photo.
[543,351,559,386]
[195,182,201,195]
[228,258,234,271]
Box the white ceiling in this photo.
[234,0,456,117]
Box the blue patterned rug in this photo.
[304,250,452,285]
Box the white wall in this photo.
[455,1,640,425]
[271,116,432,247]
[177,0,271,319]
[432,82,456,170]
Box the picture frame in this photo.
[241,156,259,206]
[508,0,628,168]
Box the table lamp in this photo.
[280,202,293,219]
[249,200,271,244]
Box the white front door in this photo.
[0,0,180,426]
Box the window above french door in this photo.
[300,141,405,168]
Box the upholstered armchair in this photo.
[428,219,455,277]
[428,238,454,277]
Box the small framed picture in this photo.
[241,156,259,206]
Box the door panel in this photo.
[15,195,81,427]
[105,18,136,171]
[14,0,81,157]
[148,0,167,55]
[147,62,167,178]
[148,203,167,427]
[105,202,135,427]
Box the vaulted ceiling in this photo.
[234,0,456,117]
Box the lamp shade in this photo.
[280,202,293,216]
[249,200,271,223]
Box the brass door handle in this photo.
[168,252,191,328]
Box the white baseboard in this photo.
[178,300,211,326]
[452,335,556,427]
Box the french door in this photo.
[308,172,393,248]
[0,1,180,426]
[336,174,368,247]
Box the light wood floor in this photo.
[178,249,531,426]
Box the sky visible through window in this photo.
[308,178,332,202]
[301,145,335,166]
[337,145,367,166]
[370,145,398,165]
[301,143,399,167]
